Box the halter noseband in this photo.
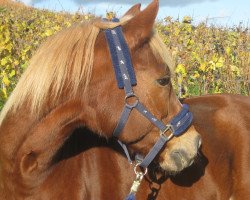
[104,18,193,169]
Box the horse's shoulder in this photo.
[185,94,250,139]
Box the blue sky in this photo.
[19,0,250,27]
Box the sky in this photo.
[18,0,250,27]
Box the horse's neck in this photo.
[0,100,96,196]
[0,105,35,197]
[0,105,36,158]
[40,129,135,199]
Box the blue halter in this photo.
[104,18,193,199]
[104,18,193,168]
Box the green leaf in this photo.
[1,87,8,99]
[3,75,10,87]
[1,58,8,66]
[9,70,16,78]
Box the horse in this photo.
[0,0,249,199]
[68,94,249,200]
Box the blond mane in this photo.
[0,16,174,124]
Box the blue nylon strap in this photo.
[136,104,192,168]
[139,134,169,168]
[113,105,133,137]
[111,19,137,87]
[171,104,189,124]
[171,112,193,136]
[118,140,133,164]
[104,21,136,90]
[135,103,193,138]
[104,28,123,89]
[105,28,133,94]
[135,102,167,132]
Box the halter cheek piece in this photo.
[104,18,193,169]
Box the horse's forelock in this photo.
[149,31,175,74]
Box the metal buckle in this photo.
[160,125,174,141]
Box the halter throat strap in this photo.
[104,18,193,169]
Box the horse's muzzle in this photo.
[170,135,202,171]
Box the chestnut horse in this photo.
[68,94,249,200]
[0,1,249,200]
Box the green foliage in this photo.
[158,16,249,97]
[0,6,94,110]
[0,6,249,110]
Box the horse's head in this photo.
[86,0,201,174]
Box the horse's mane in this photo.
[0,16,174,125]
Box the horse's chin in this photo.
[159,154,196,175]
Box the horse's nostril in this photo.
[171,150,190,170]
[171,147,198,170]
[171,151,184,171]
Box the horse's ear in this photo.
[123,0,159,49]
[122,3,141,17]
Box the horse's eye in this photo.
[156,76,170,86]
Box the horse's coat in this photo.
[0,0,249,199]
[47,94,248,200]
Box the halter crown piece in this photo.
[104,18,193,200]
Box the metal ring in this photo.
[125,93,139,109]
[134,163,148,176]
